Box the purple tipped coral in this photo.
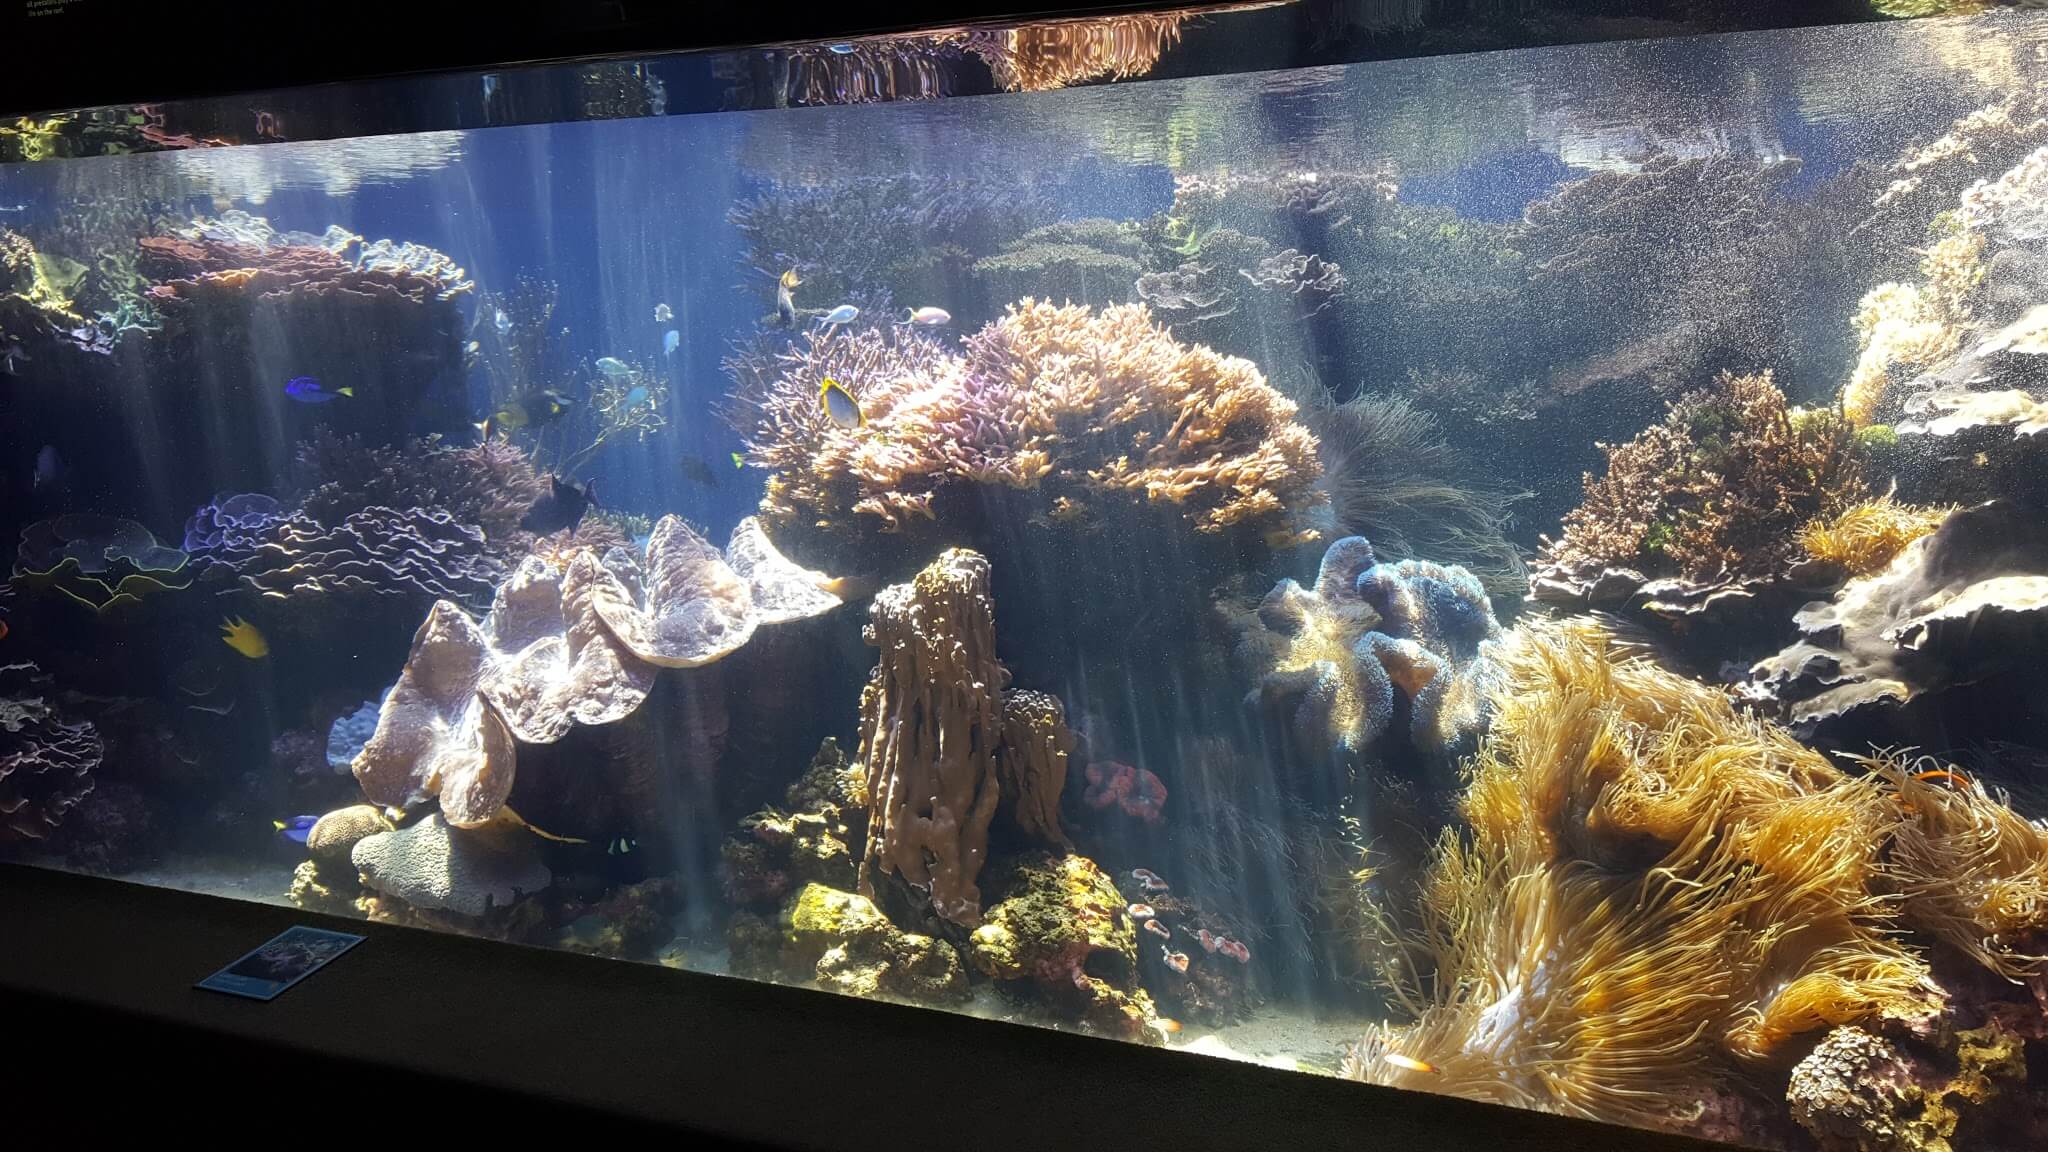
[1234,536,1504,765]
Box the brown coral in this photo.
[963,13,1185,93]
[995,689,1072,850]
[1541,371,1863,584]
[1346,622,1932,1132]
[856,548,1004,926]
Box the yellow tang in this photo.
[818,377,864,429]
[220,616,269,659]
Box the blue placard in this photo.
[196,925,366,1001]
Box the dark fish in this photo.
[520,475,599,535]
[33,444,61,491]
[678,455,721,488]
[284,376,352,404]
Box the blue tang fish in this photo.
[274,815,318,845]
[820,304,859,327]
[285,376,352,404]
[663,329,681,357]
[623,385,650,409]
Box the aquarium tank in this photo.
[8,1,2048,1146]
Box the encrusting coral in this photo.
[1346,621,1934,1133]
[1787,1022,2029,1152]
[1231,535,1504,769]
[730,300,1322,556]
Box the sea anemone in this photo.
[1798,494,1952,578]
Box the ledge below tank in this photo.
[2,863,1733,1149]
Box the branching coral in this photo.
[0,661,101,843]
[1540,371,1862,584]
[1799,493,1952,579]
[970,218,1148,304]
[1232,535,1504,768]
[856,548,1005,926]
[732,301,1323,552]
[1346,622,1932,1132]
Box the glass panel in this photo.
[3,7,2045,1147]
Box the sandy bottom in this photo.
[39,858,1370,1076]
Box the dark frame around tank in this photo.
[1,862,1745,1149]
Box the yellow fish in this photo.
[730,452,746,469]
[819,377,864,429]
[220,616,269,659]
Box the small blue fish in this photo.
[827,42,857,54]
[595,356,635,378]
[285,376,353,404]
[623,386,649,409]
[819,377,864,429]
[274,815,318,845]
[820,304,859,327]
[494,308,512,337]
[663,329,681,357]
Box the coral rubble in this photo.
[1232,535,1504,769]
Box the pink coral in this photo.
[1082,760,1166,825]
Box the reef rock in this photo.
[1788,1023,2028,1152]
[353,516,839,828]
[350,813,550,918]
[1233,535,1504,769]
[966,854,1161,1043]
[0,661,101,843]
[722,739,867,908]
[1748,502,2048,730]
[325,700,380,774]
[730,882,967,1004]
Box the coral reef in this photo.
[732,301,1322,555]
[0,661,101,843]
[962,12,1186,92]
[1231,535,1504,770]
[970,218,1147,304]
[722,738,866,907]
[352,516,840,829]
[351,812,550,919]
[325,701,380,774]
[1114,869,1257,1026]
[967,854,1161,1042]
[1346,622,1933,1133]
[0,226,100,353]
[305,803,393,865]
[1788,1023,2029,1152]
[1539,371,1862,585]
[729,882,968,1003]
[185,496,506,611]
[12,514,191,612]
[856,548,1005,926]
[1749,501,2048,731]
[140,212,470,311]
[291,430,545,557]
[555,878,679,961]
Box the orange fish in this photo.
[1913,767,1971,790]
[1383,1051,1439,1075]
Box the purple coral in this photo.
[0,661,101,843]
[182,492,286,554]
[188,501,505,611]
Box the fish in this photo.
[654,302,673,323]
[775,268,801,328]
[0,338,27,375]
[607,836,637,855]
[1143,919,1172,940]
[493,307,513,337]
[519,474,599,536]
[1130,867,1170,892]
[827,42,857,54]
[902,306,951,326]
[1126,903,1155,920]
[33,444,61,491]
[678,455,721,488]
[1913,767,1973,791]
[1162,948,1190,974]
[220,616,270,659]
[273,815,319,845]
[481,388,574,438]
[820,304,859,327]
[663,329,681,357]
[284,376,353,404]
[1150,1017,1182,1036]
[462,340,481,368]
[730,452,746,470]
[1381,1052,1439,1075]
[819,377,864,429]
[594,356,635,378]
[623,385,650,410]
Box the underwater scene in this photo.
[10,8,2048,1147]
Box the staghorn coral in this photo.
[0,661,101,843]
[1539,371,1862,585]
[353,516,840,829]
[966,854,1162,1042]
[856,548,1005,926]
[1346,622,1933,1133]
[1799,494,1953,579]
[1231,535,1504,769]
[995,690,1072,849]
[733,301,1322,553]
[1749,501,2048,730]
[962,12,1186,92]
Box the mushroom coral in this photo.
[1346,622,1932,1132]
[731,300,1322,553]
